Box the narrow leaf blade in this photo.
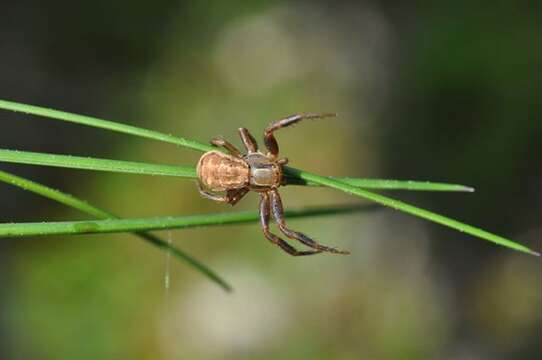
[0,99,214,153]
[285,176,474,192]
[285,168,539,256]
[1,99,475,194]
[0,204,378,237]
[0,149,196,178]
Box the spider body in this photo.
[197,151,283,192]
[196,113,349,256]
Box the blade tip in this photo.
[529,249,541,257]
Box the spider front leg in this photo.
[259,193,321,256]
[238,128,258,153]
[197,182,248,205]
[263,113,337,158]
[269,190,350,255]
[211,137,242,158]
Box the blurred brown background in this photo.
[1,1,542,359]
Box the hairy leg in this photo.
[197,182,248,205]
[238,128,258,153]
[264,113,336,157]
[227,188,249,206]
[197,182,229,202]
[260,193,321,256]
[269,190,350,254]
[211,137,242,158]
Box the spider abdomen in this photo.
[197,150,250,191]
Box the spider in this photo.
[196,113,350,256]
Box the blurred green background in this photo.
[1,1,542,359]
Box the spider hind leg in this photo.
[260,193,321,256]
[269,190,350,255]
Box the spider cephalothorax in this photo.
[196,113,350,256]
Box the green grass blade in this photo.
[284,176,474,192]
[0,204,378,237]
[0,99,474,193]
[1,98,476,193]
[0,170,110,218]
[0,149,196,178]
[0,148,474,193]
[0,169,231,291]
[284,167,539,256]
[0,99,214,153]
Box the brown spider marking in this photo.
[196,113,350,256]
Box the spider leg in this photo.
[197,182,228,202]
[227,188,249,206]
[197,182,248,205]
[269,190,350,255]
[211,137,242,158]
[238,128,259,153]
[264,113,337,157]
[260,193,321,256]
